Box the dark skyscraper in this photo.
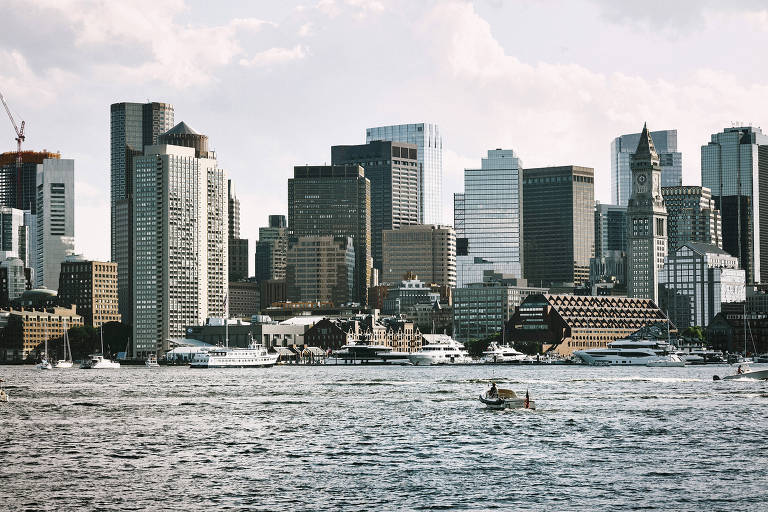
[331,141,418,271]
[227,180,248,281]
[523,165,595,287]
[254,215,287,282]
[110,101,174,327]
[0,151,60,212]
[288,165,371,305]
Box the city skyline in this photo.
[2,1,768,267]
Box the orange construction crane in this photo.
[0,91,25,175]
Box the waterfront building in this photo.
[288,165,372,304]
[611,129,681,207]
[407,301,453,336]
[626,124,668,303]
[662,186,722,256]
[701,126,768,284]
[227,180,249,282]
[286,236,355,305]
[706,297,768,354]
[228,281,260,319]
[507,294,672,356]
[381,224,456,287]
[455,149,524,286]
[0,207,29,266]
[255,215,288,282]
[0,151,60,212]
[381,277,440,315]
[110,101,174,327]
[453,272,547,342]
[366,123,442,224]
[332,141,419,270]
[36,158,75,290]
[0,305,83,361]
[590,202,627,286]
[57,256,121,327]
[658,242,745,329]
[132,122,227,357]
[522,165,594,287]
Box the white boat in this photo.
[145,354,160,368]
[36,319,52,369]
[574,338,681,366]
[479,387,535,410]
[408,335,472,365]
[714,364,768,381]
[482,342,527,364]
[53,319,73,368]
[327,343,412,365]
[190,342,277,368]
[81,326,120,369]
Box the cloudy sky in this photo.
[2,0,768,271]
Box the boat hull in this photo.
[479,395,535,410]
[720,369,768,380]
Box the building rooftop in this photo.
[682,242,732,257]
[163,121,199,136]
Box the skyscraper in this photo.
[590,202,627,286]
[227,180,248,281]
[331,141,418,271]
[36,158,75,290]
[522,165,595,287]
[286,236,355,305]
[366,123,442,224]
[701,126,768,284]
[0,207,29,265]
[132,122,227,357]
[611,129,681,207]
[255,215,288,283]
[662,186,722,256]
[381,224,456,287]
[288,165,371,305]
[0,150,60,212]
[110,101,174,327]
[626,124,668,303]
[454,149,524,287]
[58,256,121,327]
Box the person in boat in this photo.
[737,365,744,375]
[488,382,498,398]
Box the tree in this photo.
[681,326,705,341]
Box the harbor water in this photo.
[2,364,767,511]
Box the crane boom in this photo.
[0,91,26,180]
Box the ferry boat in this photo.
[408,335,472,366]
[482,342,527,364]
[574,339,683,366]
[190,341,278,368]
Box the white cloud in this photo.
[239,45,307,68]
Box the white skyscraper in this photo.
[366,123,443,224]
[0,207,29,264]
[132,122,227,357]
[35,158,75,290]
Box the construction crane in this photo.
[0,90,25,175]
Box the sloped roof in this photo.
[682,242,733,257]
[164,121,199,136]
[634,122,659,159]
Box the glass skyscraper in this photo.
[611,129,681,207]
[701,126,768,284]
[454,149,523,286]
[366,123,442,225]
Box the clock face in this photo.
[637,174,647,184]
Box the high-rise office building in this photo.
[454,149,524,287]
[0,151,60,212]
[0,207,29,265]
[132,122,227,357]
[0,257,27,306]
[286,236,355,305]
[627,124,668,303]
[701,126,768,284]
[659,242,745,329]
[36,158,75,290]
[58,256,121,327]
[366,123,442,224]
[110,101,174,327]
[331,141,418,270]
[662,186,722,256]
[381,224,456,287]
[288,165,372,305]
[590,203,627,286]
[254,215,287,282]
[611,129,681,207]
[227,180,248,281]
[522,165,595,287]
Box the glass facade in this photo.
[701,126,768,284]
[366,123,442,225]
[611,129,682,207]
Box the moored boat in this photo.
[145,354,160,368]
[479,386,535,410]
[408,335,472,365]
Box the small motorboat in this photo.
[0,379,8,402]
[479,386,535,410]
[714,364,768,381]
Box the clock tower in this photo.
[627,123,668,303]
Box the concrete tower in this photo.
[627,124,668,303]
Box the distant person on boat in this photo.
[488,382,498,398]
[737,365,744,375]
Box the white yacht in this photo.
[190,342,278,368]
[326,343,412,365]
[574,339,682,366]
[81,326,120,369]
[482,342,527,364]
[408,335,473,366]
[36,321,52,370]
[53,320,73,368]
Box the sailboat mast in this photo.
[744,304,747,358]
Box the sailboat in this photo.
[714,306,768,380]
[53,319,73,368]
[35,317,53,370]
[81,325,120,369]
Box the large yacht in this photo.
[482,342,527,364]
[327,342,412,365]
[190,341,278,368]
[574,339,683,366]
[82,354,121,369]
[408,335,473,365]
